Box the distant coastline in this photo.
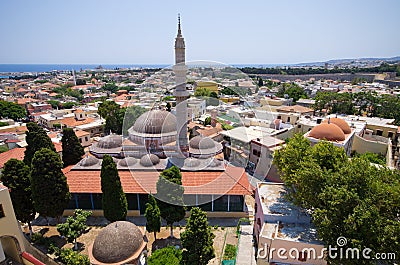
[0,64,286,73]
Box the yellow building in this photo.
[195,80,219,94]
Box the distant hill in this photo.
[295,56,400,67]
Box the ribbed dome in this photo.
[97,134,122,149]
[131,110,177,134]
[189,136,216,150]
[140,154,160,167]
[79,156,99,167]
[92,221,144,264]
[118,157,137,167]
[309,123,346,141]
[322,117,351,134]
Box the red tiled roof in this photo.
[59,117,95,128]
[0,147,25,169]
[75,130,90,137]
[53,142,62,153]
[65,166,252,195]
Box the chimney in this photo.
[211,109,217,127]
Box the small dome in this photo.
[118,157,138,167]
[97,134,122,149]
[140,154,160,167]
[92,221,144,264]
[131,110,177,135]
[209,158,222,167]
[189,136,216,150]
[322,117,351,134]
[309,123,346,141]
[184,157,201,168]
[79,156,99,167]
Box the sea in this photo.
[0,63,283,75]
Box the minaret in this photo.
[173,14,189,154]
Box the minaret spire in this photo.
[173,14,189,156]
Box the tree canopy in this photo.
[314,91,400,125]
[148,246,182,265]
[61,128,85,167]
[181,207,215,265]
[156,165,186,238]
[57,209,92,250]
[100,155,127,222]
[1,159,36,233]
[144,194,161,240]
[31,148,70,219]
[98,101,145,134]
[0,100,27,120]
[276,82,308,102]
[24,122,56,165]
[273,135,400,264]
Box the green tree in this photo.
[209,91,218,98]
[181,207,215,265]
[257,76,263,87]
[100,155,127,222]
[204,116,211,126]
[31,148,70,221]
[58,248,90,265]
[57,209,92,250]
[98,100,120,120]
[121,106,147,135]
[194,87,211,97]
[148,246,182,265]
[166,102,172,112]
[24,122,56,165]
[276,83,307,102]
[101,83,119,93]
[273,136,400,264]
[62,128,85,167]
[1,159,36,235]
[156,166,186,238]
[144,194,161,240]
[0,100,27,120]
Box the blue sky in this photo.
[1,0,399,64]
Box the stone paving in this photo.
[236,224,257,265]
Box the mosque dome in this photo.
[189,136,216,150]
[131,110,177,135]
[309,123,346,141]
[209,158,222,167]
[322,117,351,134]
[140,154,160,167]
[79,156,100,167]
[97,134,122,149]
[118,157,137,167]
[92,221,144,264]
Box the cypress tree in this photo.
[156,165,185,238]
[24,122,56,165]
[61,128,85,167]
[144,194,161,240]
[1,159,36,235]
[181,207,215,265]
[100,155,127,222]
[31,148,70,221]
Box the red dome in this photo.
[322,117,351,134]
[309,123,346,141]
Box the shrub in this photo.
[58,248,90,265]
[223,244,237,260]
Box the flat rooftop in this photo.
[262,222,321,244]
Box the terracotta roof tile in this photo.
[60,117,95,128]
[0,147,25,169]
[65,166,252,195]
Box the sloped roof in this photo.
[65,166,252,195]
[0,147,25,169]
